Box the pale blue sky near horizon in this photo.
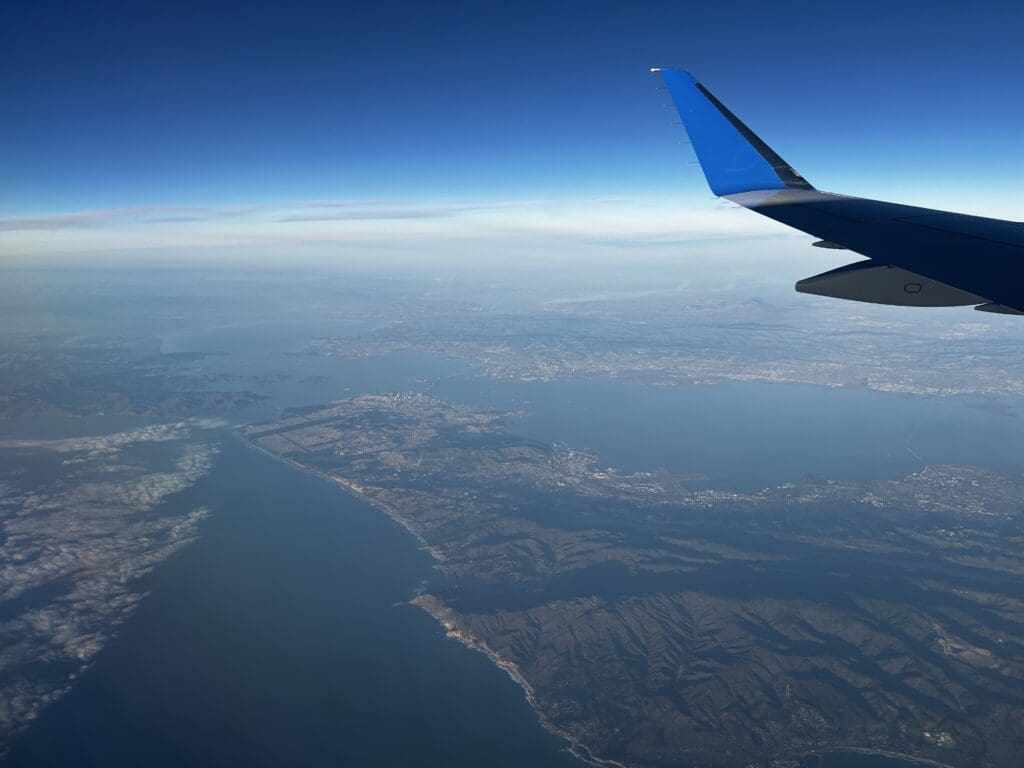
[2,0,1023,257]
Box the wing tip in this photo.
[653,67,696,83]
[657,68,813,196]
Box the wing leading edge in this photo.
[655,67,1024,313]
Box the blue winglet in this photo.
[658,68,812,196]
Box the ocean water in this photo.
[4,437,578,767]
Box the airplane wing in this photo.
[654,67,1024,314]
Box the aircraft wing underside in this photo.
[655,67,1024,314]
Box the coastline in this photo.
[238,433,962,768]
[409,594,631,768]
[238,432,626,768]
[238,434,448,563]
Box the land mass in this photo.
[0,333,267,419]
[243,393,1024,768]
[0,424,218,753]
[309,292,1024,398]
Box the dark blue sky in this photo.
[2,0,1023,253]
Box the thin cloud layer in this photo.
[5,191,1018,261]
[0,196,787,257]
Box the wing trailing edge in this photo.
[796,261,985,307]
